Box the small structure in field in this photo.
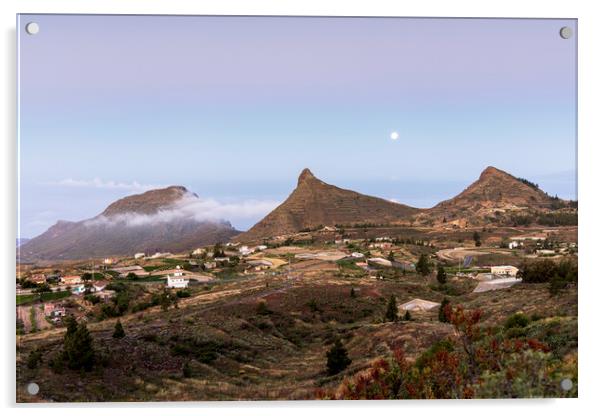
[61,275,82,285]
[490,265,519,277]
[134,252,145,259]
[203,261,217,269]
[367,257,393,267]
[239,245,254,256]
[93,281,108,292]
[399,298,440,312]
[44,303,66,318]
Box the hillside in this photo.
[18,186,239,261]
[416,166,575,227]
[236,169,421,242]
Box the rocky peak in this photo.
[297,168,317,186]
[478,166,509,181]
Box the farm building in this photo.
[490,265,519,277]
[28,274,46,284]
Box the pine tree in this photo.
[403,310,412,321]
[387,251,395,262]
[350,287,356,298]
[416,254,432,276]
[63,320,95,371]
[326,338,351,375]
[473,231,482,247]
[437,265,447,285]
[439,298,451,323]
[384,294,398,322]
[113,320,125,338]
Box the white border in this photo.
[2,0,601,414]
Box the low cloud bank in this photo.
[85,194,279,228]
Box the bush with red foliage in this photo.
[317,305,574,399]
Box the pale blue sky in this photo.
[18,15,577,237]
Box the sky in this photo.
[18,15,577,238]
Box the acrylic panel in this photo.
[16,14,577,402]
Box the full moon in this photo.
[390,131,399,141]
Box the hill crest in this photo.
[236,169,421,242]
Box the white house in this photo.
[490,265,519,277]
[71,284,86,295]
[192,248,205,256]
[134,252,145,259]
[351,252,365,258]
[508,241,521,249]
[203,261,217,270]
[166,266,189,289]
[239,246,254,256]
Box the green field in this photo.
[16,290,71,306]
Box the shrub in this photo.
[438,298,451,323]
[326,339,351,376]
[256,300,271,315]
[505,312,530,330]
[176,289,191,298]
[518,259,577,294]
[113,320,126,338]
[307,299,321,313]
[27,349,43,369]
[436,265,447,285]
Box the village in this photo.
[16,224,577,336]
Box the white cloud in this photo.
[48,178,161,191]
[84,194,279,228]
